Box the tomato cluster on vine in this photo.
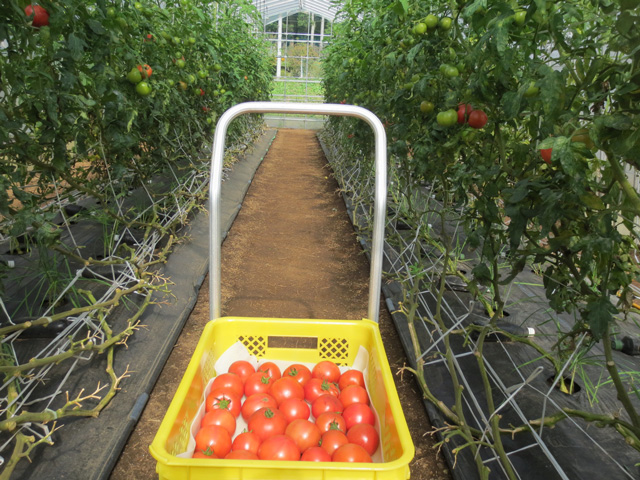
[192,359,379,463]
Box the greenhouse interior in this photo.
[1,0,640,479]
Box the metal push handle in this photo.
[209,102,387,322]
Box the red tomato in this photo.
[338,370,365,391]
[283,364,312,386]
[315,412,347,434]
[285,419,322,453]
[137,64,153,79]
[457,103,473,124]
[468,109,488,129]
[320,429,348,456]
[279,397,311,423]
[312,360,341,383]
[212,373,244,398]
[343,403,375,430]
[24,5,49,27]
[228,360,255,383]
[244,371,275,397]
[201,409,236,436]
[540,148,553,165]
[241,393,278,421]
[304,378,339,403]
[194,425,232,458]
[347,423,379,456]
[258,434,300,461]
[257,361,282,380]
[338,385,369,407]
[332,443,372,463]
[301,446,331,462]
[225,450,259,460]
[231,431,261,455]
[247,407,288,441]
[205,389,241,418]
[269,376,305,405]
[312,394,344,418]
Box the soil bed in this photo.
[111,129,451,480]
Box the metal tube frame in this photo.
[209,101,387,322]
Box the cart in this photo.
[149,102,415,479]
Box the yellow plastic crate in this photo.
[149,316,415,480]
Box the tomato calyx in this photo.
[263,408,276,419]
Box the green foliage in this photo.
[324,0,640,346]
[0,0,272,239]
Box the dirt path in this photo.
[110,129,451,480]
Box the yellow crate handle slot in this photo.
[208,102,388,322]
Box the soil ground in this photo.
[110,129,452,480]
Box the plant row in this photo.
[323,0,640,478]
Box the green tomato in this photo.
[424,14,438,29]
[167,79,175,87]
[187,74,196,84]
[134,2,144,10]
[188,37,196,45]
[420,101,434,114]
[176,59,186,69]
[514,10,527,26]
[161,31,172,40]
[136,81,152,96]
[436,109,458,127]
[213,64,222,72]
[413,23,427,35]
[127,68,142,84]
[173,36,181,45]
[444,65,459,78]
[116,17,128,29]
[106,7,116,18]
[439,17,453,30]
[197,70,207,79]
[523,82,539,97]
[219,88,226,94]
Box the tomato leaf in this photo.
[584,296,616,340]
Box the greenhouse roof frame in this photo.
[252,0,339,25]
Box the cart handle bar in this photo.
[209,102,387,323]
